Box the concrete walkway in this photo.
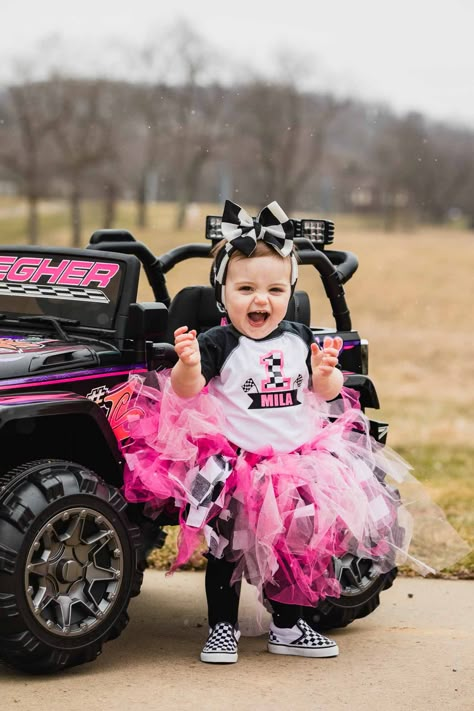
[1,571,473,711]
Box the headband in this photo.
[213,200,298,312]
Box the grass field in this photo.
[1,197,473,575]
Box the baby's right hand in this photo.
[174,326,201,367]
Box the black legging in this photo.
[205,554,302,629]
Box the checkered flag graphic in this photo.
[242,377,257,393]
[294,374,303,388]
[87,385,109,405]
[0,282,109,303]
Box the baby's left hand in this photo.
[311,336,343,377]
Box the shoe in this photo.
[200,621,241,663]
[268,618,339,658]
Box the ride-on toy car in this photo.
[0,215,395,673]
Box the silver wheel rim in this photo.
[334,554,381,597]
[24,506,124,637]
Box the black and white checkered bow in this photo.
[221,200,295,257]
[213,200,298,312]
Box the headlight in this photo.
[205,216,223,242]
[299,219,335,245]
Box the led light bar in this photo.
[205,216,335,245]
[205,215,223,241]
[300,219,335,245]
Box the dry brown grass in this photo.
[331,227,474,448]
[3,199,473,569]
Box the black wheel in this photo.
[305,555,398,631]
[0,460,144,673]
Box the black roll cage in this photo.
[88,230,359,332]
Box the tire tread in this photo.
[0,459,143,674]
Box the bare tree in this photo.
[370,112,424,229]
[165,22,229,229]
[120,38,177,229]
[232,77,342,214]
[0,81,57,244]
[455,139,474,228]
[423,125,474,226]
[80,80,135,230]
[45,77,118,246]
[2,42,473,235]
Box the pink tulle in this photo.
[123,372,235,504]
[122,370,426,606]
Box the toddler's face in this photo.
[225,254,292,339]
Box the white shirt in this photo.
[199,322,315,453]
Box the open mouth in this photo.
[247,311,269,325]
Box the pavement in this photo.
[1,571,473,711]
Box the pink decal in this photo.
[4,257,42,282]
[104,381,144,442]
[0,256,16,279]
[0,256,120,288]
[81,262,120,287]
[260,351,291,392]
[29,258,70,283]
[59,260,94,285]
[0,393,79,405]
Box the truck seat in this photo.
[164,286,310,343]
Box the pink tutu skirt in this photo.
[123,371,470,607]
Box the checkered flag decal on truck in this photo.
[86,385,110,405]
[0,282,109,303]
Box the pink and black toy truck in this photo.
[0,221,394,673]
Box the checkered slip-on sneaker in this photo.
[200,621,241,663]
[268,618,339,658]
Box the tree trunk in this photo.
[70,189,82,248]
[27,194,39,245]
[175,152,207,230]
[103,182,117,228]
[382,204,396,232]
[175,196,187,230]
[136,176,147,229]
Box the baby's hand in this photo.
[311,336,343,377]
[174,326,201,368]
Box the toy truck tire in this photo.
[305,556,398,630]
[0,459,143,673]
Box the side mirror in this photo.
[125,302,168,342]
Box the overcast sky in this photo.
[1,0,473,127]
